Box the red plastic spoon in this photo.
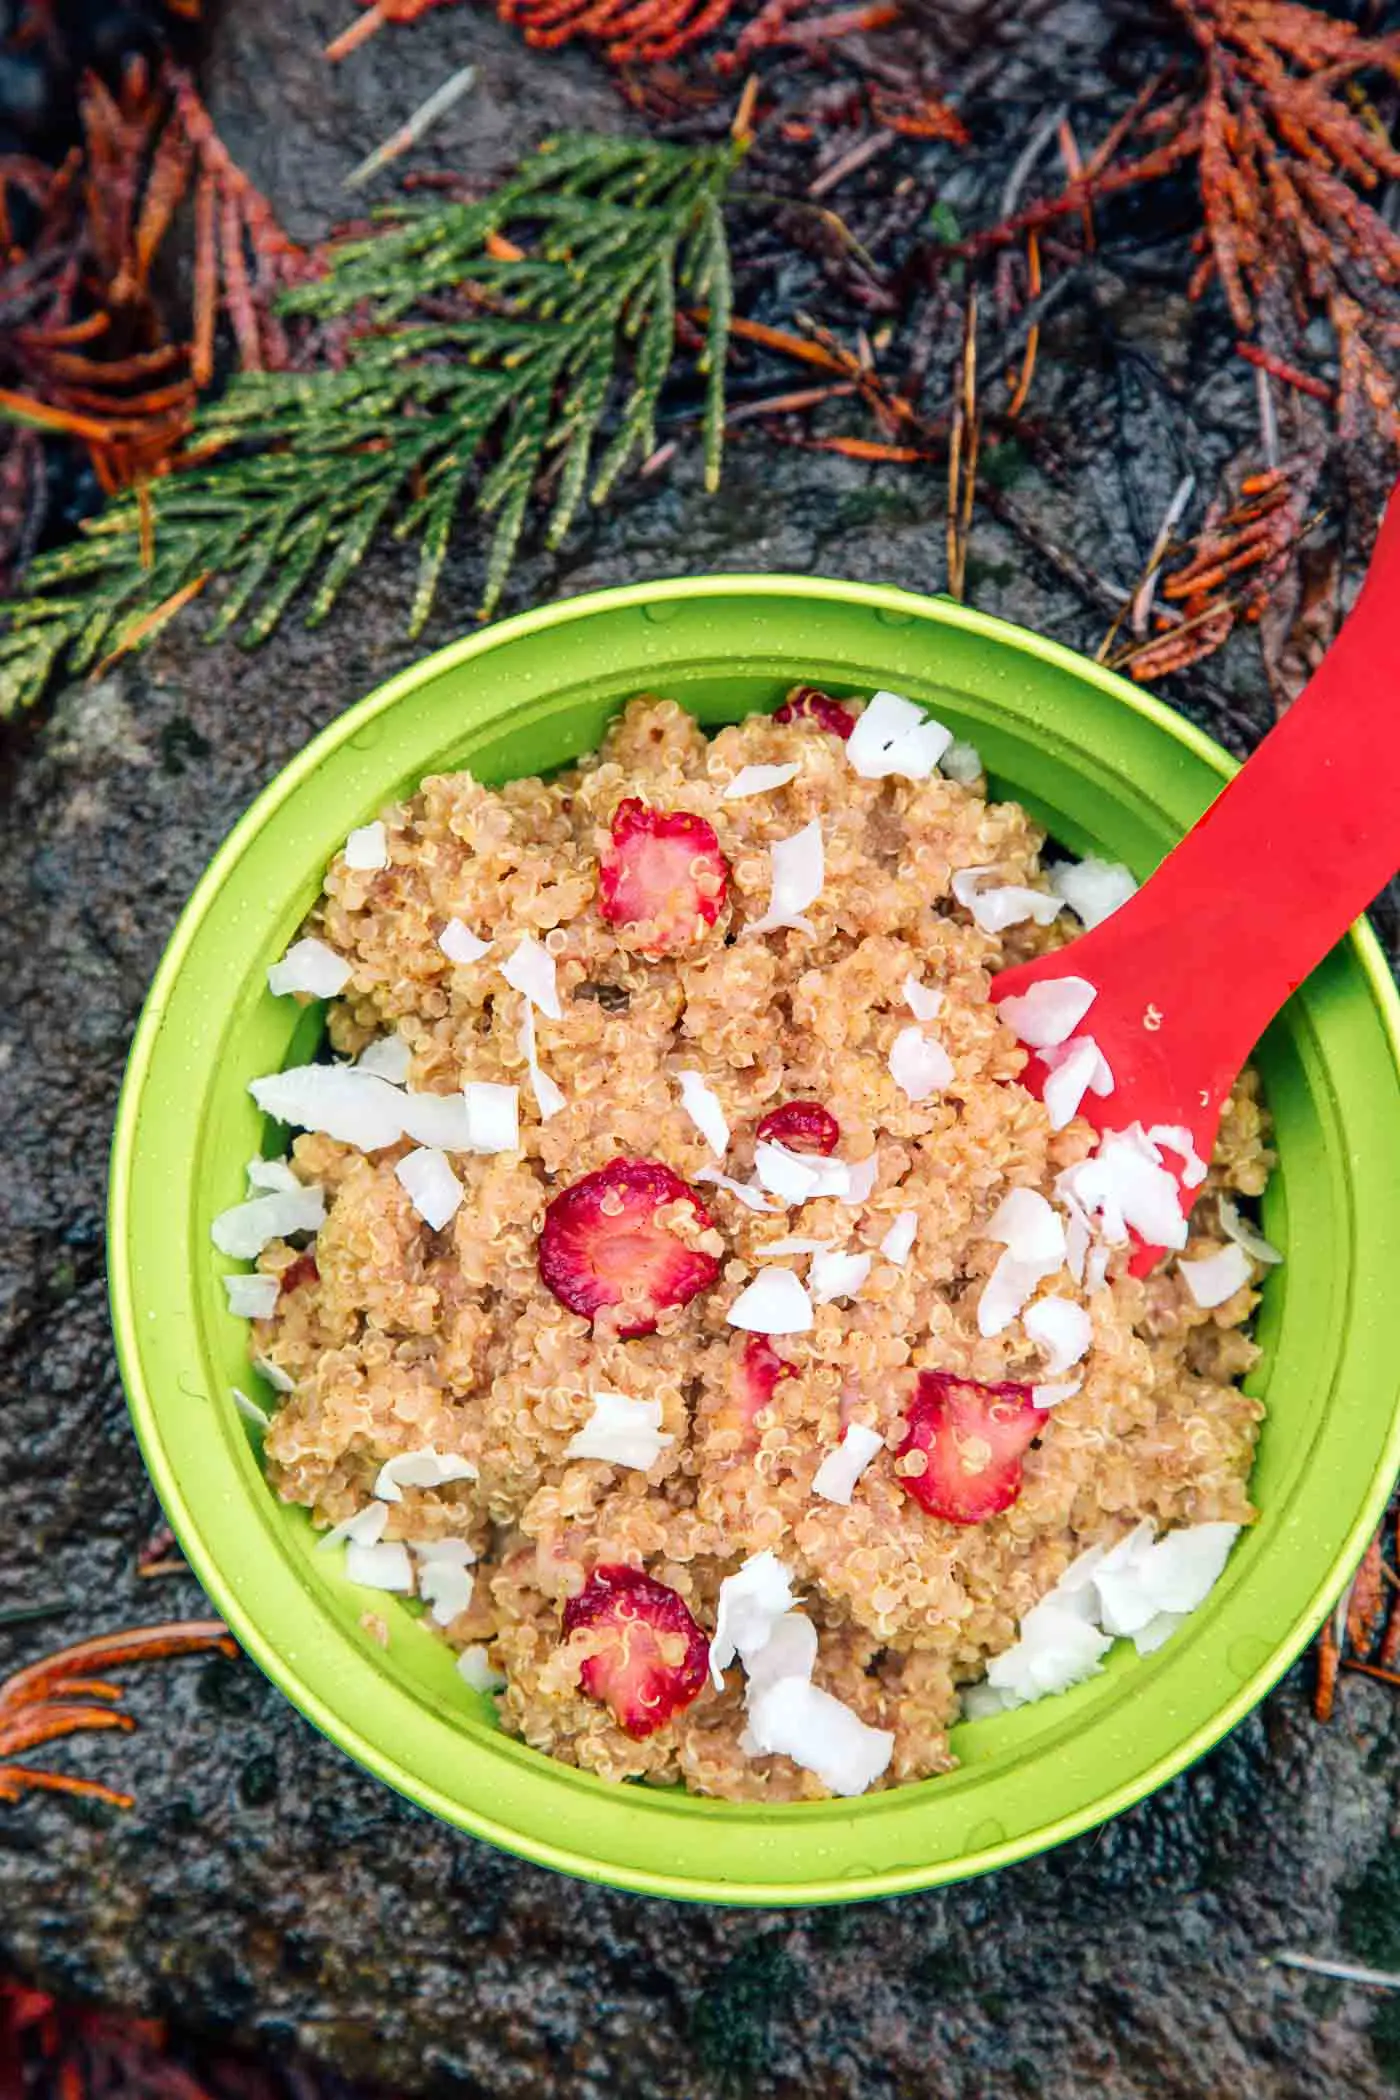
[991,483,1400,1258]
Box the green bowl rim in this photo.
[108,572,1400,1903]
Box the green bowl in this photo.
[110,574,1400,1905]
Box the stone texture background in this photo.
[2,3,1399,2094]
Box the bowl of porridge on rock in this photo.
[110,573,1400,1902]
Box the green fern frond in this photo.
[0,130,744,718]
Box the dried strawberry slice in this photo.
[896,1369,1048,1525]
[729,1334,797,1447]
[755,1100,841,1155]
[774,687,856,739]
[563,1563,710,1738]
[598,799,729,953]
[538,1157,720,1337]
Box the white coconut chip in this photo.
[745,821,825,936]
[1042,1037,1115,1129]
[318,1502,389,1552]
[1062,1193,1092,1285]
[846,689,952,781]
[1147,1124,1209,1190]
[252,1355,295,1394]
[399,1089,475,1152]
[211,1183,326,1259]
[345,1541,414,1592]
[693,1166,779,1213]
[464,1081,519,1154]
[762,1236,833,1257]
[754,1140,822,1206]
[564,1392,674,1472]
[267,937,352,1001]
[951,867,1063,935]
[395,1147,465,1232]
[889,1024,954,1101]
[940,738,983,786]
[903,974,944,1023]
[974,1599,1114,1713]
[519,1002,566,1120]
[1091,1520,1240,1640]
[344,820,388,871]
[246,1156,301,1193]
[710,1551,798,1685]
[1084,1244,1112,1294]
[414,1549,476,1627]
[996,975,1097,1049]
[725,1267,814,1335]
[1033,1379,1082,1408]
[1218,1194,1283,1266]
[357,1034,413,1085]
[1057,1125,1188,1252]
[978,1253,1048,1338]
[457,1644,507,1693]
[439,917,491,966]
[223,1272,280,1320]
[232,1386,270,1430]
[502,932,562,1019]
[879,1210,918,1265]
[676,1070,730,1155]
[743,1676,894,1795]
[740,1610,819,1694]
[1178,1243,1253,1308]
[723,762,800,799]
[249,1065,409,1152]
[1048,855,1138,930]
[811,1422,884,1505]
[809,1248,872,1305]
[843,1154,879,1204]
[374,1446,479,1503]
[1023,1296,1092,1376]
[983,1187,1067,1265]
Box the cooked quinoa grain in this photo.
[242,692,1270,1799]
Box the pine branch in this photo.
[0,133,742,719]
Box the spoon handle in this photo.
[994,481,1400,1146]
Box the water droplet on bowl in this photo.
[963,1817,1008,1852]
[641,600,682,626]
[874,606,915,628]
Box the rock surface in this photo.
[2,4,1398,2096]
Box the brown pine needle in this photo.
[137,479,154,570]
[94,570,212,677]
[704,311,852,377]
[1005,231,1041,419]
[325,1,389,61]
[946,289,979,601]
[731,73,760,143]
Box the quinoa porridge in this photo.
[214,686,1274,1801]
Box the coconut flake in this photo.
[846,690,952,782]
[246,1156,301,1193]
[399,1089,475,1152]
[318,1502,389,1552]
[1023,1296,1092,1376]
[357,1035,412,1085]
[741,1611,819,1693]
[1091,1520,1240,1638]
[502,933,561,1020]
[374,1446,478,1503]
[710,1551,797,1685]
[880,1210,918,1265]
[940,738,983,786]
[345,1541,414,1592]
[903,974,944,1023]
[564,1392,674,1471]
[1049,856,1138,930]
[1043,1037,1114,1129]
[458,1644,507,1692]
[344,820,388,871]
[746,821,825,936]
[754,1140,823,1207]
[1178,1243,1253,1308]
[996,976,1097,1049]
[676,1070,730,1155]
[395,1147,465,1232]
[1033,1378,1082,1408]
[951,868,1062,934]
[249,1065,410,1152]
[519,1002,566,1120]
[743,1676,894,1795]
[978,1600,1114,1711]
[979,1252,1048,1338]
[1062,1194,1092,1285]
[223,1273,280,1320]
[1218,1194,1283,1266]
[1148,1124,1209,1190]
[1057,1125,1188,1252]
[414,1548,476,1627]
[232,1385,270,1429]
[889,1024,954,1100]
[464,1081,519,1154]
[723,762,800,799]
[983,1187,1067,1265]
[811,1422,884,1505]
[726,1267,814,1335]
[1085,1244,1112,1294]
[763,1236,833,1257]
[842,1153,880,1205]
[211,1183,326,1259]
[694,1166,779,1213]
[267,937,352,1001]
[809,1248,872,1305]
[253,1356,294,1396]
[440,918,491,966]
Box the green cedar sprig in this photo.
[0,132,740,718]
